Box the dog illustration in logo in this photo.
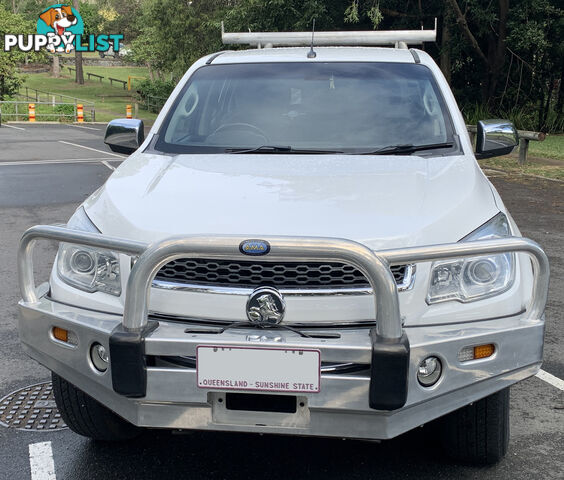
[248,294,283,325]
[39,5,77,53]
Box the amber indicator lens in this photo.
[474,344,495,359]
[52,326,68,343]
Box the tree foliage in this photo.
[127,0,563,131]
[0,4,46,99]
[4,0,562,131]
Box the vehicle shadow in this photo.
[64,426,486,479]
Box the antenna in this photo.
[307,19,316,58]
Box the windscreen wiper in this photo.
[356,142,454,155]
[226,145,343,154]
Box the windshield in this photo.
[156,62,455,154]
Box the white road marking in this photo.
[101,160,116,171]
[536,369,564,391]
[2,124,26,131]
[29,441,56,480]
[0,157,122,167]
[66,124,102,131]
[58,140,126,158]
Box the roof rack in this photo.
[221,19,436,48]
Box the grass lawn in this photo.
[22,66,159,123]
[81,65,150,83]
[529,134,564,161]
[479,135,564,181]
[479,157,564,181]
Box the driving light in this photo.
[417,356,442,387]
[90,343,109,372]
[427,213,515,304]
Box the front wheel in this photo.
[438,387,510,465]
[52,372,140,441]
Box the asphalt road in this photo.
[0,124,562,480]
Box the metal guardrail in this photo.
[0,101,96,122]
[18,86,94,107]
[18,226,549,339]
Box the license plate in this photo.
[196,345,321,393]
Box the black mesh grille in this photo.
[154,259,408,289]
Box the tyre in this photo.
[52,372,140,441]
[438,387,510,465]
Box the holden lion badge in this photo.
[246,287,285,325]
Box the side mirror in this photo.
[104,119,144,155]
[475,119,518,159]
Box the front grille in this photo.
[154,258,410,290]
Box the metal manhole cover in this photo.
[0,382,67,431]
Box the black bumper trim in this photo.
[109,321,158,398]
[369,330,410,410]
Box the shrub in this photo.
[462,102,563,134]
[134,79,175,113]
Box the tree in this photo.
[51,54,60,78]
[125,0,563,132]
[78,1,104,37]
[130,0,228,79]
[444,0,509,102]
[224,0,339,32]
[344,0,563,131]
[0,5,45,99]
[73,0,84,84]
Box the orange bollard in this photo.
[77,104,84,123]
[28,103,36,122]
[126,104,132,119]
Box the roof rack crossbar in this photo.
[221,20,436,47]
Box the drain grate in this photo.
[0,382,67,431]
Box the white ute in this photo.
[18,26,550,465]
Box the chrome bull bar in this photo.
[18,225,550,409]
[19,225,550,333]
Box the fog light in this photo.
[417,356,442,387]
[90,343,109,372]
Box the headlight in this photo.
[427,213,515,304]
[56,207,122,296]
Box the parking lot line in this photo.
[101,160,116,171]
[2,124,26,131]
[58,140,126,158]
[536,369,564,391]
[28,442,56,480]
[66,124,103,131]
